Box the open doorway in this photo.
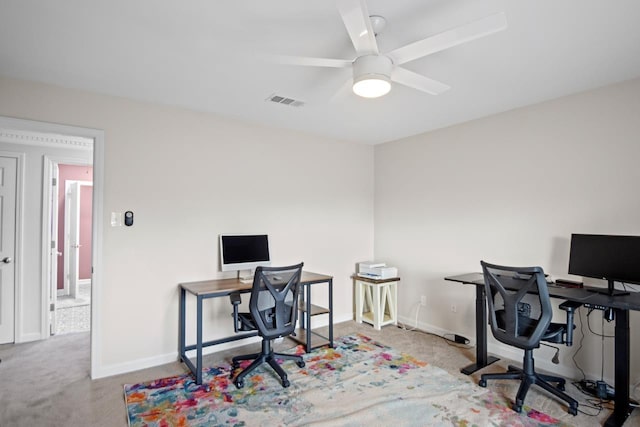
[1,116,104,379]
[51,165,93,335]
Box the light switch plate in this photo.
[111,212,122,227]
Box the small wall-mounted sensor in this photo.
[124,211,134,226]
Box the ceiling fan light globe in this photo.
[352,75,391,98]
[352,54,393,98]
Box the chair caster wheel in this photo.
[478,379,486,387]
[282,379,290,388]
[296,360,305,368]
[513,399,524,413]
[234,379,244,389]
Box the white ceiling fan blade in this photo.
[392,67,451,95]
[389,12,507,65]
[271,54,352,68]
[337,0,379,55]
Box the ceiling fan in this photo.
[277,0,507,98]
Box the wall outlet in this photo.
[450,304,457,313]
[420,295,427,306]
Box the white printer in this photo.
[357,261,398,279]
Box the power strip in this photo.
[576,380,615,400]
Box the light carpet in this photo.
[124,334,572,426]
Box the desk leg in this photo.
[179,288,186,363]
[328,279,333,348]
[605,309,633,427]
[196,295,203,385]
[461,284,499,375]
[305,284,312,352]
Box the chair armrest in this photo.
[558,300,582,346]
[230,292,241,306]
[230,292,241,332]
[559,300,582,312]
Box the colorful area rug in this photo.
[124,334,571,426]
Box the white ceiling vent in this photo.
[266,94,305,107]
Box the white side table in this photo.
[352,275,399,330]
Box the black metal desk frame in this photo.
[179,272,333,385]
[446,273,639,427]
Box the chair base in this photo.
[231,339,305,389]
[479,352,578,416]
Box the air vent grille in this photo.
[266,94,305,107]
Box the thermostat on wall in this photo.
[124,211,134,226]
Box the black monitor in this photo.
[219,234,271,273]
[568,233,640,296]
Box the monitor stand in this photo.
[588,279,630,296]
[238,269,255,284]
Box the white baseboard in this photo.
[93,312,353,379]
[92,351,179,379]
[15,332,43,343]
[397,314,584,381]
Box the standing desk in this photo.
[445,272,640,427]
[179,271,333,385]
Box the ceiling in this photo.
[1,0,640,144]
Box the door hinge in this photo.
[52,177,57,186]
[51,240,56,249]
[50,303,55,311]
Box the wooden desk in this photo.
[179,271,333,384]
[445,273,640,427]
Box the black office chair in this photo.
[479,261,580,415]
[229,263,305,389]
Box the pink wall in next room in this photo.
[57,164,93,290]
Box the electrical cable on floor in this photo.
[395,307,472,348]
[563,308,613,418]
[397,302,421,332]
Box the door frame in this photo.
[0,151,25,345]
[0,116,104,380]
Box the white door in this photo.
[64,180,91,299]
[0,156,17,344]
[65,181,80,298]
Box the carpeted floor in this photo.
[0,321,637,426]
[55,282,91,335]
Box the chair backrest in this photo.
[480,261,553,350]
[249,262,304,340]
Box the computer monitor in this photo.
[568,233,640,296]
[219,234,271,273]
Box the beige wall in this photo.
[0,76,374,375]
[374,77,640,385]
